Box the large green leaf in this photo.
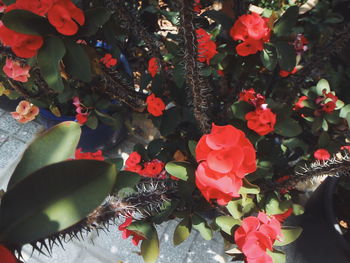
[2,10,55,36]
[267,249,286,263]
[0,160,116,245]
[127,221,153,239]
[37,36,66,92]
[273,6,299,37]
[165,161,195,181]
[8,121,81,189]
[113,171,141,194]
[192,214,213,241]
[173,217,191,245]
[141,227,159,263]
[231,101,255,121]
[274,226,303,246]
[274,118,302,137]
[275,42,296,72]
[63,39,92,82]
[215,216,240,235]
[260,44,277,71]
[79,8,112,37]
[239,178,260,194]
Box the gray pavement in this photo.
[0,106,230,263]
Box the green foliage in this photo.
[261,44,277,71]
[274,226,303,246]
[274,118,302,137]
[141,227,159,263]
[165,161,195,181]
[79,8,112,37]
[173,217,191,245]
[215,216,240,235]
[0,160,117,245]
[192,214,213,241]
[273,6,299,37]
[275,41,296,71]
[8,121,81,189]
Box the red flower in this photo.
[321,101,336,113]
[0,23,43,58]
[125,164,143,173]
[148,57,159,78]
[196,28,218,64]
[76,113,88,125]
[100,53,117,68]
[193,0,202,13]
[0,245,17,263]
[126,152,142,167]
[239,88,256,102]
[279,67,298,77]
[341,145,350,151]
[75,148,104,160]
[274,208,293,223]
[234,213,281,263]
[245,108,276,136]
[195,124,257,205]
[118,217,145,246]
[6,0,54,16]
[293,96,308,111]
[47,0,85,35]
[141,159,165,177]
[324,91,338,103]
[293,34,308,54]
[314,149,330,161]
[3,58,30,82]
[146,93,166,117]
[230,13,270,56]
[11,100,39,123]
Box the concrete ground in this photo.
[0,105,232,263]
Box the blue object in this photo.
[39,108,126,152]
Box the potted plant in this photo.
[0,0,350,263]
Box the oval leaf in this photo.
[8,121,81,189]
[0,160,117,245]
[79,8,112,37]
[141,227,159,263]
[215,216,240,235]
[239,178,260,195]
[274,118,302,137]
[275,41,296,72]
[274,226,303,246]
[267,249,286,263]
[173,217,191,245]
[37,36,66,92]
[188,140,197,159]
[165,161,194,181]
[273,6,299,37]
[192,214,213,241]
[127,221,153,239]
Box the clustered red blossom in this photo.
[118,217,145,246]
[11,100,39,123]
[0,245,17,263]
[230,12,271,56]
[193,0,202,13]
[148,57,159,78]
[240,89,276,136]
[196,28,218,65]
[0,0,84,58]
[195,124,257,205]
[314,148,330,161]
[234,212,282,263]
[100,53,117,68]
[124,151,167,179]
[72,96,89,125]
[293,34,308,55]
[74,148,104,160]
[146,93,166,117]
[3,58,30,82]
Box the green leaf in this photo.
[173,217,191,245]
[215,216,240,235]
[226,200,243,219]
[165,161,194,181]
[267,249,286,263]
[274,118,302,137]
[318,131,330,148]
[273,6,299,37]
[0,160,116,245]
[2,10,55,36]
[95,110,121,128]
[63,39,92,82]
[37,36,66,92]
[316,79,330,95]
[311,117,323,133]
[192,214,213,241]
[274,226,303,246]
[85,114,98,130]
[275,41,296,72]
[113,171,141,194]
[265,194,290,215]
[2,0,15,5]
[160,107,182,136]
[339,104,350,118]
[147,139,164,159]
[8,122,81,189]
[188,140,197,159]
[239,178,260,194]
[127,221,153,239]
[260,44,277,71]
[79,8,112,37]
[231,101,254,120]
[345,112,350,129]
[141,227,159,263]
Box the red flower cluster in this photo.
[293,34,308,55]
[245,108,276,136]
[146,93,166,117]
[3,58,30,82]
[125,151,166,179]
[230,12,270,56]
[118,217,145,246]
[279,67,298,77]
[75,148,104,160]
[193,0,202,13]
[0,245,17,263]
[314,148,330,161]
[0,22,43,58]
[100,53,117,68]
[314,89,338,115]
[196,28,218,65]
[148,57,159,78]
[239,88,266,108]
[234,212,281,263]
[11,100,39,123]
[72,96,89,125]
[195,124,256,205]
